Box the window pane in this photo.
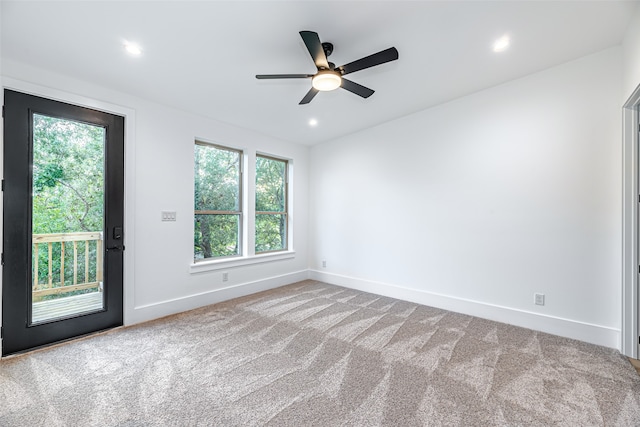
[194,214,240,259]
[195,144,240,211]
[31,114,105,322]
[256,156,285,212]
[255,214,286,252]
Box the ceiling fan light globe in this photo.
[312,72,342,91]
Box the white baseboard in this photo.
[124,268,621,350]
[309,270,620,350]
[126,270,309,325]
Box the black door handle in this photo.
[106,245,125,252]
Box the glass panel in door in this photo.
[31,113,105,323]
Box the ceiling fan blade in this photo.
[299,31,330,70]
[340,78,375,98]
[299,88,319,105]
[256,74,313,79]
[338,47,399,76]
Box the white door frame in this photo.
[622,83,640,358]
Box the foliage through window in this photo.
[255,155,288,253]
[194,142,242,260]
[32,114,105,299]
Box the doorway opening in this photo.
[622,83,640,359]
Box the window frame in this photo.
[255,153,289,254]
[193,140,243,262]
[190,146,295,274]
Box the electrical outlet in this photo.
[322,260,327,268]
[222,272,228,282]
[161,211,177,222]
[534,293,545,306]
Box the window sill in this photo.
[189,251,295,274]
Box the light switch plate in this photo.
[161,211,177,221]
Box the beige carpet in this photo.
[1,280,639,426]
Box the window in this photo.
[192,143,292,270]
[194,142,242,260]
[255,155,288,253]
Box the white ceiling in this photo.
[1,1,638,145]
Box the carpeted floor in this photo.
[1,280,639,426]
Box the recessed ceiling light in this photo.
[124,41,142,56]
[493,35,510,53]
[309,118,318,127]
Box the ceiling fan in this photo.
[256,31,399,105]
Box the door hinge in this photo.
[0,327,3,339]
[2,106,4,119]
[1,179,4,191]
[1,253,4,266]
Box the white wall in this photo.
[0,36,630,352]
[623,3,640,100]
[310,48,622,348]
[1,59,310,327]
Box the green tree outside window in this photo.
[194,142,242,260]
[255,155,288,253]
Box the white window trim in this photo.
[189,250,295,274]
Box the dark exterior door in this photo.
[2,89,124,356]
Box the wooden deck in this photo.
[32,291,103,323]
